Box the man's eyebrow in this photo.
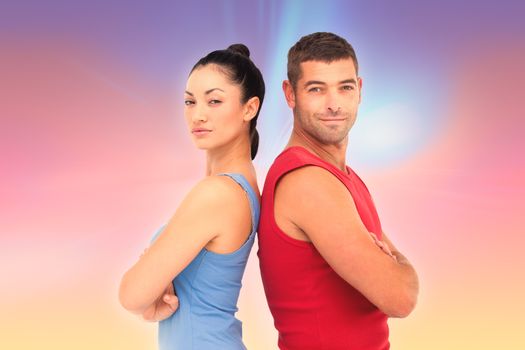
[340,79,357,85]
[303,80,327,88]
[303,79,357,88]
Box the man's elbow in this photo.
[384,292,418,318]
[385,269,420,318]
[388,299,417,318]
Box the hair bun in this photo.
[227,44,250,58]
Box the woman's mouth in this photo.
[192,128,212,136]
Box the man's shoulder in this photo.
[267,146,326,175]
[277,165,343,194]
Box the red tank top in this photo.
[258,146,389,350]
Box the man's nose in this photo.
[326,91,341,115]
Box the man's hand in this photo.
[369,232,397,262]
[141,282,179,322]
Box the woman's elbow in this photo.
[119,277,145,314]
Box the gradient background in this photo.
[1,0,524,349]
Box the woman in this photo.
[119,44,265,349]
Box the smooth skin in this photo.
[119,64,261,320]
[276,59,419,318]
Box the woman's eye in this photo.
[209,99,222,105]
[184,100,195,106]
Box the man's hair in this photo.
[287,32,358,88]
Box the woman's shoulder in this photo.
[185,175,248,209]
[181,175,253,240]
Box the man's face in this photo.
[287,59,362,145]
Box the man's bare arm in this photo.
[275,166,419,317]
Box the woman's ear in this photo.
[243,96,260,122]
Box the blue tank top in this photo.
[151,173,259,350]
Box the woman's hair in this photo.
[190,44,265,160]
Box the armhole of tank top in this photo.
[269,157,365,249]
[269,165,320,248]
[350,170,384,239]
[218,173,259,233]
[203,173,257,257]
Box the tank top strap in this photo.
[218,173,260,234]
[275,146,350,182]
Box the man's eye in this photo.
[308,87,322,93]
[184,100,195,106]
[342,85,354,91]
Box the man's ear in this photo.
[282,80,296,109]
[357,77,363,104]
[243,96,260,122]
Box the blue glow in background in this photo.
[1,1,524,349]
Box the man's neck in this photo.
[286,129,348,173]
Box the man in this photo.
[258,32,419,350]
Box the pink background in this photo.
[1,1,524,349]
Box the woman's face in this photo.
[184,64,248,152]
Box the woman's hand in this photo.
[119,176,238,315]
[141,282,179,322]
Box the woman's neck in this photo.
[205,136,253,176]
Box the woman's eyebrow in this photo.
[185,88,226,96]
[205,88,225,94]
